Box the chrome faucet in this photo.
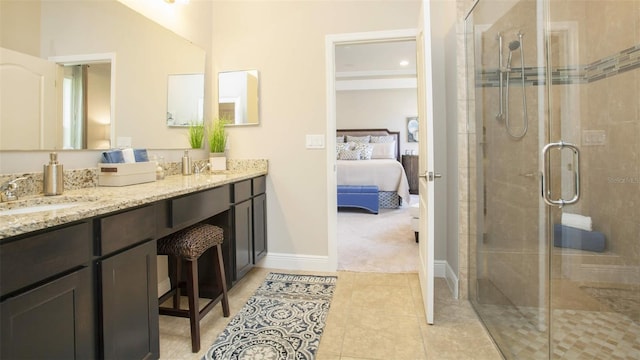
[0,177,27,202]
[194,163,210,175]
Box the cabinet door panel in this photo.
[100,205,156,256]
[233,200,253,281]
[100,240,159,360]
[1,221,91,297]
[1,267,95,359]
[253,193,267,263]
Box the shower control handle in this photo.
[541,141,580,208]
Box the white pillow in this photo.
[370,135,395,143]
[346,135,370,143]
[336,135,345,143]
[371,142,396,159]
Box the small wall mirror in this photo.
[218,70,259,126]
[167,73,204,127]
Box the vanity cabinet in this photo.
[0,222,95,360]
[230,176,268,284]
[97,205,159,360]
[253,176,268,263]
[231,180,254,283]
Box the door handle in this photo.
[541,141,580,208]
[419,172,442,181]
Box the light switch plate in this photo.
[306,134,325,149]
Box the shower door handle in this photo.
[541,141,580,208]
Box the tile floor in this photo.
[158,268,503,360]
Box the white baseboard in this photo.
[157,277,171,298]
[445,261,459,299]
[258,252,333,272]
[434,260,446,278]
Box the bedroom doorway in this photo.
[326,30,422,275]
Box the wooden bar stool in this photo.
[157,223,230,352]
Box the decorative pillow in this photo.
[336,135,345,143]
[352,142,373,160]
[338,149,361,160]
[336,142,351,159]
[370,135,395,143]
[371,142,396,159]
[346,135,370,143]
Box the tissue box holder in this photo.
[98,162,156,187]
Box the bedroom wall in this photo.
[211,1,421,264]
[336,88,419,156]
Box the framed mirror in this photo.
[218,70,259,126]
[167,73,204,127]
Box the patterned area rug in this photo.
[203,273,337,360]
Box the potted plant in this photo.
[187,122,205,149]
[208,116,229,170]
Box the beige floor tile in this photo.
[159,268,502,360]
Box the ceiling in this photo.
[335,40,417,79]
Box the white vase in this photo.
[209,153,226,171]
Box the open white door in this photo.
[1,47,58,150]
[416,1,435,325]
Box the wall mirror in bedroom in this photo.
[218,70,260,126]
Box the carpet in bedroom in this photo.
[337,196,419,273]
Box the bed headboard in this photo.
[336,128,401,162]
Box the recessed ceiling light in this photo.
[399,60,409,67]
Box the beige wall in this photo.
[336,88,419,155]
[211,1,421,259]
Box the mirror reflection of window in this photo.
[61,62,111,150]
[218,70,259,125]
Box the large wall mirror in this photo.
[218,70,260,126]
[0,0,205,150]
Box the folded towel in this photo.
[101,149,124,163]
[561,212,592,231]
[122,148,135,163]
[553,224,605,252]
[133,149,149,162]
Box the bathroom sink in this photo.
[0,195,98,216]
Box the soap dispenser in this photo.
[43,152,64,195]
[182,150,192,175]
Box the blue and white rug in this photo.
[203,272,337,360]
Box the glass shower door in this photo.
[466,0,550,358]
[546,0,640,358]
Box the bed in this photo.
[336,128,411,208]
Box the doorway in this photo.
[325,29,422,271]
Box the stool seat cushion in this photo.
[409,203,419,218]
[158,223,223,260]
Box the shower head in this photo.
[506,40,521,69]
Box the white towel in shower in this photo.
[561,212,592,231]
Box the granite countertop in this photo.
[0,169,267,240]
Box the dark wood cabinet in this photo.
[98,205,159,360]
[1,221,95,360]
[99,240,159,360]
[230,176,268,284]
[0,266,95,360]
[402,154,419,195]
[233,199,253,282]
[253,193,267,263]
